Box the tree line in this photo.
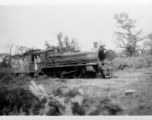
[44,32,80,52]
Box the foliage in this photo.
[0,87,39,115]
[114,13,146,56]
[28,81,123,115]
[57,32,64,47]
[29,81,85,115]
[0,68,31,86]
[112,55,152,70]
[15,46,29,55]
[0,77,123,115]
[86,98,122,115]
[57,32,80,52]
[44,41,54,50]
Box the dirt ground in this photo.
[33,67,152,115]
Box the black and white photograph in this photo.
[0,0,152,116]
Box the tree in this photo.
[57,32,64,47]
[64,35,70,52]
[114,13,146,56]
[44,41,54,50]
[56,32,80,52]
[15,46,29,54]
[71,38,80,51]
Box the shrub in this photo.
[112,55,152,70]
[0,80,123,115]
[0,68,32,86]
[0,86,39,115]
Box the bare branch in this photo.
[134,29,142,37]
[136,36,147,42]
[116,36,127,48]
[114,12,147,56]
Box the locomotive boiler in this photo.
[10,45,115,79]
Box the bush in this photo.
[0,68,32,89]
[0,87,39,115]
[0,80,123,115]
[112,55,152,70]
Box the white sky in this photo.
[0,0,152,54]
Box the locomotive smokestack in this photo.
[93,42,98,48]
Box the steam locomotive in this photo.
[10,45,115,78]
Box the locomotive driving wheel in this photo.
[96,70,104,78]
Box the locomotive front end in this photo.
[96,45,115,78]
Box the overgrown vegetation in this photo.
[44,32,80,52]
[112,55,152,70]
[0,68,31,88]
[0,80,123,115]
[0,68,123,116]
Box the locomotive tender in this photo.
[10,45,115,78]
